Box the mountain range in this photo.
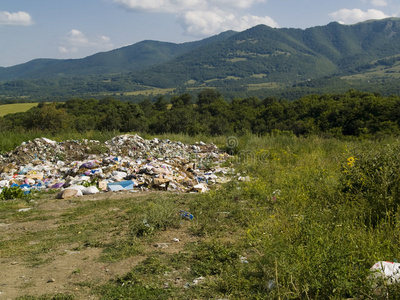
[0,30,236,81]
[2,18,400,100]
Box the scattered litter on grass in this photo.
[192,276,206,285]
[183,276,206,289]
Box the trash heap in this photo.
[0,134,234,198]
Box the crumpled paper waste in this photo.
[0,134,235,197]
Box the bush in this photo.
[0,186,25,200]
[340,142,400,226]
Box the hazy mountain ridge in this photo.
[0,30,237,81]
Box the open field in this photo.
[0,103,38,117]
[246,82,283,90]
[341,62,400,81]
[1,133,400,299]
[122,88,176,96]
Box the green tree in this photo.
[171,93,192,108]
[139,99,155,119]
[197,89,224,107]
[154,96,168,111]
[32,103,71,133]
[121,103,148,132]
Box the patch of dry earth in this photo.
[0,191,194,299]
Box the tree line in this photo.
[1,89,400,138]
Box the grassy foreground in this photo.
[2,133,400,299]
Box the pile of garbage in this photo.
[0,135,234,198]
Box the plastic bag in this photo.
[371,261,400,284]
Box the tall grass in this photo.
[182,134,400,299]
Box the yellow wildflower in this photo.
[347,157,356,167]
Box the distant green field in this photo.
[122,88,175,96]
[0,103,38,117]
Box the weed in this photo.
[0,186,26,200]
[95,284,171,300]
[99,238,143,263]
[340,141,400,226]
[190,240,240,276]
[133,256,172,276]
[95,255,174,299]
[85,143,108,155]
[129,196,181,238]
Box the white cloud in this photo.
[112,0,207,13]
[370,0,388,7]
[361,0,388,7]
[112,0,267,12]
[206,0,266,9]
[113,0,274,37]
[329,8,390,24]
[58,29,114,54]
[0,11,33,26]
[180,10,278,36]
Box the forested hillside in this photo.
[2,89,399,139]
[131,18,400,88]
[0,30,237,81]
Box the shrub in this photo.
[340,142,400,226]
[0,186,25,200]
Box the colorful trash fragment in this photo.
[180,210,194,220]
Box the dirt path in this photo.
[0,191,195,299]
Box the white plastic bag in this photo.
[82,185,99,195]
[370,261,400,284]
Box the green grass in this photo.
[0,103,39,117]
[121,87,175,96]
[5,133,400,299]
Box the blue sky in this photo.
[1,0,399,67]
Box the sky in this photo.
[1,0,400,67]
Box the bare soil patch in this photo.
[0,190,195,299]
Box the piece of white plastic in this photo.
[370,261,400,284]
[82,185,99,195]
